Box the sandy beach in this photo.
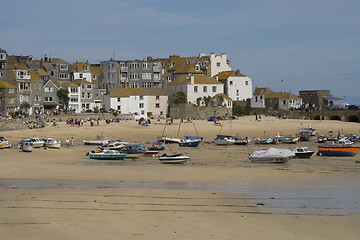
[0,116,359,239]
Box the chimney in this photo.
[236,70,240,76]
[124,81,128,89]
[190,75,194,85]
[106,83,110,94]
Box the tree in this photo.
[213,95,225,106]
[169,91,186,104]
[57,88,70,110]
[196,97,202,106]
[203,96,212,106]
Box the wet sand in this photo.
[0,116,359,239]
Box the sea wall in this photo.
[169,104,232,120]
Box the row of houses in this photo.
[0,48,254,118]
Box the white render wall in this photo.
[251,95,266,108]
[209,53,232,77]
[279,99,302,110]
[226,76,252,101]
[186,84,224,105]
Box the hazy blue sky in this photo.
[1,0,359,104]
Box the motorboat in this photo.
[294,147,314,158]
[158,153,190,164]
[184,136,203,141]
[317,145,360,157]
[233,136,250,145]
[277,136,299,144]
[336,138,354,145]
[87,149,126,160]
[83,135,110,145]
[24,137,45,148]
[299,127,317,136]
[249,147,295,163]
[179,138,201,147]
[148,141,165,151]
[157,136,182,144]
[18,141,33,152]
[99,140,129,150]
[43,138,62,149]
[317,135,327,143]
[213,135,235,145]
[298,133,311,141]
[0,137,12,148]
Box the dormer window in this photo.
[195,65,200,71]
[83,65,89,71]
[60,64,68,70]
[169,62,175,68]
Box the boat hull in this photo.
[249,156,292,163]
[295,152,314,158]
[317,146,359,157]
[158,154,190,164]
[179,140,201,147]
[89,154,126,160]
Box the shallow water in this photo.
[1,175,359,215]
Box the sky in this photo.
[1,0,359,104]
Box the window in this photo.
[142,62,152,69]
[212,86,216,92]
[8,88,14,94]
[216,62,221,67]
[236,90,239,96]
[130,83,138,88]
[245,81,249,85]
[156,96,160,100]
[139,103,144,108]
[153,62,159,67]
[8,98,15,104]
[194,86,198,93]
[45,96,53,102]
[0,71,3,76]
[60,64,68,70]
[87,92,92,99]
[117,106,121,110]
[0,53,6,60]
[70,96,78,102]
[59,73,69,79]
[155,103,160,108]
[34,95,41,101]
[79,73,83,79]
[44,87,53,92]
[142,82,152,88]
[121,72,128,78]
[153,73,160,80]
[129,62,139,69]
[142,72,152,79]
[117,98,121,102]
[81,85,86,90]
[255,96,258,102]
[282,100,286,105]
[160,111,163,115]
[203,86,207,92]
[139,96,144,100]
[130,73,139,80]
[19,82,30,90]
[141,110,145,115]
[195,65,200,71]
[87,84,92,89]
[81,93,85,99]
[71,87,78,93]
[83,65,89,71]
[230,81,233,85]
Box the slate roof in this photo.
[169,75,222,85]
[0,80,16,88]
[110,87,167,98]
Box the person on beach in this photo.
[65,138,70,147]
[71,137,74,146]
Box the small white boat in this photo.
[88,149,126,160]
[83,136,110,145]
[233,136,250,145]
[24,137,45,148]
[19,141,34,152]
[294,147,314,158]
[0,137,12,148]
[158,153,190,164]
[336,138,354,145]
[44,138,62,149]
[120,148,146,159]
[213,135,235,145]
[99,140,129,150]
[249,147,295,163]
[157,136,182,144]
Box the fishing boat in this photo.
[0,137,12,148]
[18,141,33,152]
[317,135,327,143]
[99,140,129,150]
[158,153,190,164]
[299,127,317,136]
[317,145,360,157]
[157,136,182,144]
[44,138,62,149]
[83,135,110,145]
[298,133,311,141]
[249,147,295,163]
[277,136,299,144]
[233,136,250,145]
[179,138,201,147]
[253,137,274,144]
[148,141,165,151]
[87,149,126,160]
[294,147,314,158]
[213,135,235,145]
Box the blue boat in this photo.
[148,141,165,151]
[317,145,359,157]
[179,138,201,147]
[185,136,203,141]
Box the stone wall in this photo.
[169,104,232,120]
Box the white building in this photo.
[216,70,252,101]
[251,87,273,108]
[167,75,225,106]
[209,53,232,77]
[103,88,168,119]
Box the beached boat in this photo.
[299,127,317,136]
[120,147,146,159]
[253,137,274,144]
[0,142,6,149]
[277,136,299,144]
[317,145,360,157]
[249,147,295,163]
[145,150,160,155]
[0,137,12,148]
[44,138,62,149]
[213,135,235,145]
[148,141,165,151]
[298,133,311,141]
[87,149,126,160]
[83,136,110,145]
[99,140,129,150]
[233,136,250,145]
[158,153,190,164]
[336,138,354,145]
[157,136,182,144]
[294,147,314,158]
[317,135,327,143]
[185,136,203,141]
[19,141,33,152]
[179,138,201,147]
[24,137,45,148]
